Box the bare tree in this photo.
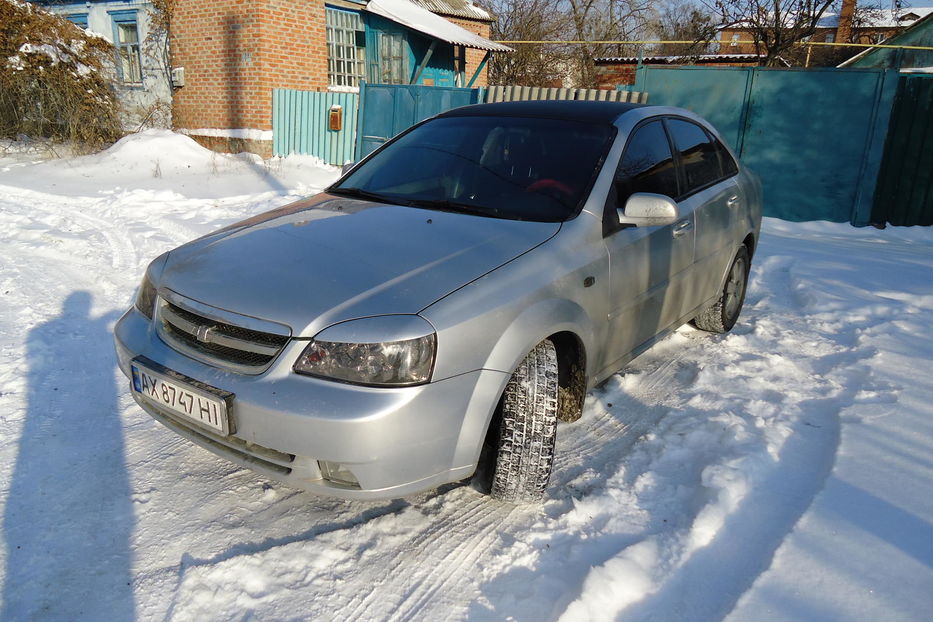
[563,0,655,87]
[483,0,655,87]
[484,0,567,85]
[652,1,719,56]
[707,0,838,65]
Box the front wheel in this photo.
[693,245,750,334]
[488,339,559,503]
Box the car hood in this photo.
[159,193,560,337]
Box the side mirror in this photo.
[341,162,355,176]
[617,192,679,227]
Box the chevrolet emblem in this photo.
[196,325,214,343]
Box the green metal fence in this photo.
[272,89,358,165]
[873,75,933,226]
[632,66,900,225]
[355,82,483,159]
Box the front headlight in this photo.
[294,333,436,387]
[134,274,157,319]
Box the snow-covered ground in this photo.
[1,132,931,621]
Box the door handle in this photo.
[727,195,740,208]
[673,219,693,238]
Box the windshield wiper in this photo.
[403,198,507,219]
[328,187,406,206]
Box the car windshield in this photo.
[332,115,615,222]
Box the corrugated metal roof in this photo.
[595,54,761,64]
[408,0,491,21]
[365,0,511,52]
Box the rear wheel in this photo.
[694,246,750,334]
[488,339,559,503]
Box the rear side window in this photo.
[615,120,679,205]
[711,134,739,178]
[667,119,722,195]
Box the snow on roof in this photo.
[408,0,491,21]
[817,7,933,29]
[365,0,512,52]
[720,7,933,31]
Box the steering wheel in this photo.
[525,179,575,203]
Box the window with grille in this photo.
[109,10,142,85]
[326,8,365,87]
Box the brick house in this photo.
[840,9,933,69]
[168,0,509,156]
[717,0,933,58]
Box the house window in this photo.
[730,33,741,47]
[379,33,407,84]
[109,10,142,84]
[825,33,835,43]
[66,13,89,29]
[325,7,365,87]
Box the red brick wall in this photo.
[444,16,492,87]
[171,0,327,133]
[717,29,760,55]
[596,64,637,89]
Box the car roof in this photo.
[437,100,646,125]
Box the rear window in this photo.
[711,133,739,178]
[667,118,722,195]
[334,115,615,222]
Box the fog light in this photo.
[318,461,360,488]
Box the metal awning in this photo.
[365,0,513,52]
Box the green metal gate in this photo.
[632,66,899,225]
[873,75,933,226]
[356,82,482,159]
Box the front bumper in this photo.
[114,308,508,500]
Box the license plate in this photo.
[130,359,233,435]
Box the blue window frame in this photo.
[66,13,89,29]
[109,9,142,84]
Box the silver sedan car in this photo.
[114,101,761,503]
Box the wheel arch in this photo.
[453,298,596,473]
[743,231,757,259]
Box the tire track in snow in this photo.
[340,494,512,621]
[1,186,138,278]
[149,490,518,621]
[558,253,890,622]
[549,335,703,503]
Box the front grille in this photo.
[158,300,290,372]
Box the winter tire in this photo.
[489,339,559,503]
[693,245,750,334]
